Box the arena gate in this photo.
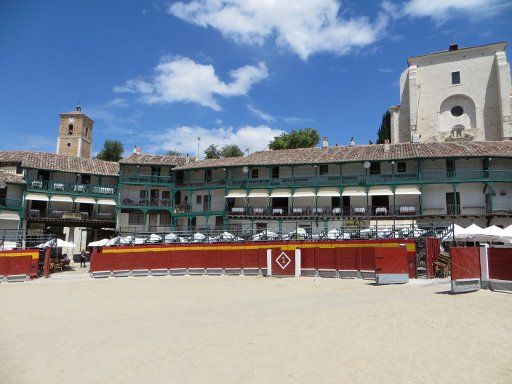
[0,249,39,282]
[90,239,415,284]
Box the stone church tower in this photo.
[56,106,93,158]
[389,42,512,144]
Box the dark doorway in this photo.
[342,196,351,215]
[271,197,288,215]
[446,192,460,215]
[371,195,389,215]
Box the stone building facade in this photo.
[56,106,94,158]
[389,42,512,144]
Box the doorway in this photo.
[371,195,389,215]
[446,192,460,215]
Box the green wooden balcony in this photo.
[26,179,117,197]
[226,168,512,189]
[119,174,174,185]
[0,197,23,210]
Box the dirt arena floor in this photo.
[1,274,511,384]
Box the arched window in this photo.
[68,124,73,134]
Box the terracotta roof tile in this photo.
[0,169,25,184]
[119,153,186,167]
[0,151,119,176]
[174,141,512,170]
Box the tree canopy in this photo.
[96,140,124,162]
[377,111,391,144]
[268,128,320,150]
[166,149,182,156]
[220,144,244,158]
[204,144,221,159]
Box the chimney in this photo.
[350,137,355,146]
[449,44,458,51]
[185,154,190,164]
[322,137,329,148]
[384,139,390,152]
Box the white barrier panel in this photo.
[479,244,489,289]
[295,249,301,277]
[266,249,272,277]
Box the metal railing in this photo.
[27,179,117,196]
[119,174,174,184]
[0,197,23,209]
[0,228,55,250]
[120,198,172,208]
[227,205,421,217]
[114,221,453,244]
[27,209,115,221]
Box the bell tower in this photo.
[56,105,94,158]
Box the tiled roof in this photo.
[119,153,186,167]
[0,170,24,184]
[0,151,119,176]
[174,141,512,170]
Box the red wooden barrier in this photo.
[425,238,440,279]
[317,247,335,270]
[487,248,512,281]
[451,247,481,280]
[336,248,358,271]
[300,248,316,270]
[271,248,295,276]
[0,249,40,279]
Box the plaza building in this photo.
[389,42,512,144]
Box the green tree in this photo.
[220,144,244,158]
[377,111,391,144]
[204,144,220,159]
[166,149,182,156]
[268,128,320,150]
[96,140,124,162]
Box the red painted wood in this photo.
[223,249,242,269]
[0,257,7,275]
[425,238,440,279]
[317,247,336,270]
[375,247,408,274]
[90,252,114,272]
[359,246,376,271]
[169,249,188,269]
[205,249,223,268]
[451,247,480,280]
[7,256,31,275]
[336,248,358,271]
[271,248,295,276]
[148,251,170,270]
[188,248,205,269]
[300,248,316,269]
[488,248,512,281]
[257,248,267,269]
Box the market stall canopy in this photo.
[292,188,316,197]
[75,197,96,204]
[248,190,269,198]
[368,186,394,196]
[395,185,422,195]
[342,187,366,196]
[317,188,341,197]
[97,199,117,206]
[0,211,20,221]
[225,190,247,198]
[25,193,49,202]
[270,189,292,198]
[37,238,76,248]
[88,238,109,247]
[50,195,73,202]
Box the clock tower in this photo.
[56,106,94,158]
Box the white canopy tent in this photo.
[88,238,109,247]
[37,238,76,248]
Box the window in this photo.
[397,162,406,173]
[160,213,170,226]
[451,106,463,117]
[319,164,329,176]
[271,167,279,179]
[251,168,259,179]
[161,190,170,200]
[139,190,147,199]
[451,71,460,85]
[446,159,455,178]
[196,195,202,204]
[68,124,73,134]
[85,127,89,136]
[151,166,161,177]
[128,212,144,225]
[150,189,159,199]
[0,186,6,205]
[370,162,381,175]
[67,143,71,147]
[205,169,212,182]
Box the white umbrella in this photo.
[164,233,178,243]
[193,233,206,242]
[252,230,278,241]
[326,228,350,240]
[88,238,109,247]
[147,233,162,243]
[122,236,144,245]
[0,241,17,250]
[219,232,235,241]
[37,238,76,248]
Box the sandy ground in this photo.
[1,274,511,384]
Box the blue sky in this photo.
[1,0,511,157]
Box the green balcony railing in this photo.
[0,197,23,210]
[26,179,117,196]
[119,174,174,185]
[226,168,512,189]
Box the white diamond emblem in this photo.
[276,252,291,270]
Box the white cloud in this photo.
[114,56,268,110]
[169,0,390,60]
[247,104,275,122]
[403,0,510,20]
[143,124,285,156]
[247,104,314,125]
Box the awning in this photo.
[248,190,269,198]
[50,195,73,202]
[317,188,341,197]
[293,188,316,198]
[271,189,292,198]
[75,197,97,204]
[342,187,367,196]
[25,193,49,202]
[395,185,421,195]
[368,186,394,196]
[225,190,247,198]
[0,211,20,221]
[97,199,117,206]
